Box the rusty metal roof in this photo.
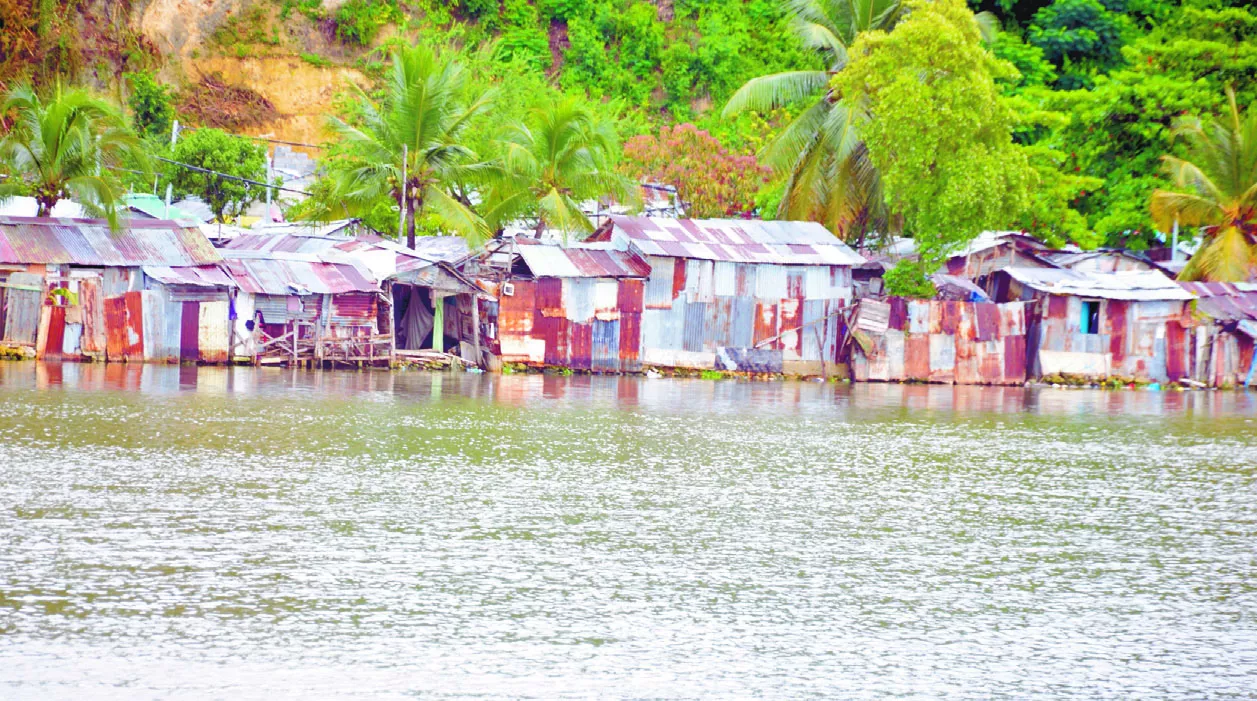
[0,216,222,266]
[1003,267,1196,301]
[515,240,650,278]
[595,216,865,267]
[1179,282,1257,321]
[218,251,378,295]
[143,265,237,288]
[223,230,467,278]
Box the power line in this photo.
[177,125,325,150]
[152,155,314,197]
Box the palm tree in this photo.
[483,98,638,240]
[721,0,904,243]
[0,83,149,228]
[326,43,493,248]
[1151,87,1257,282]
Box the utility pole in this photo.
[398,144,408,240]
[162,120,179,217]
[1171,217,1180,262]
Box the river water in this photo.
[1,361,1255,699]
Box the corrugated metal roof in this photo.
[218,252,378,295]
[143,265,237,288]
[1003,267,1196,301]
[0,216,221,266]
[123,194,198,222]
[954,231,1054,258]
[1179,282,1257,321]
[597,216,865,267]
[515,240,650,278]
[223,230,468,279]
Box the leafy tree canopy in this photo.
[834,0,1036,289]
[168,127,267,222]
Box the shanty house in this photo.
[1039,250,1160,274]
[1177,282,1257,387]
[0,215,224,362]
[586,216,864,374]
[218,229,475,365]
[473,238,651,372]
[847,297,1028,385]
[944,231,1056,280]
[991,267,1196,382]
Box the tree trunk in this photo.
[406,196,418,249]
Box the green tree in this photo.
[325,43,494,248]
[833,0,1036,294]
[125,71,176,141]
[1027,0,1130,89]
[484,97,637,238]
[1151,88,1257,282]
[168,127,267,222]
[0,83,149,228]
[622,123,768,218]
[722,0,904,242]
[1043,3,1256,245]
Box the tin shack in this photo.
[991,267,1196,382]
[847,297,1029,385]
[472,237,651,372]
[0,215,224,362]
[586,216,864,375]
[1177,281,1257,387]
[219,229,472,366]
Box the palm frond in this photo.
[722,71,831,118]
[1180,224,1257,282]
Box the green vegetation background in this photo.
[1,0,1254,250]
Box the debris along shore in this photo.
[1,215,1253,389]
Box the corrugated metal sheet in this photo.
[851,298,1029,385]
[219,255,377,295]
[1002,267,1195,301]
[143,265,236,288]
[515,241,650,279]
[596,215,865,267]
[1180,282,1257,322]
[0,216,220,266]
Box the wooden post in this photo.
[431,288,443,352]
[386,283,396,366]
[472,293,482,368]
[291,323,297,367]
[227,289,236,365]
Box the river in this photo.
[1,361,1255,699]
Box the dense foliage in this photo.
[2,0,1255,271]
[167,127,267,222]
[836,0,1035,295]
[622,124,767,218]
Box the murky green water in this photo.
[1,362,1255,699]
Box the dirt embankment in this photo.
[135,0,367,145]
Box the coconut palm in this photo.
[1151,87,1257,282]
[483,98,638,241]
[0,82,149,229]
[325,43,493,248]
[722,0,904,243]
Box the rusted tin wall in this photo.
[496,277,645,373]
[851,299,1028,385]
[33,275,106,360]
[1029,295,1189,381]
[639,256,852,373]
